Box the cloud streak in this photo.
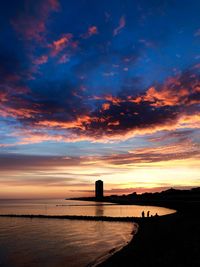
[113,16,126,36]
[0,135,199,171]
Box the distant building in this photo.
[95,180,104,200]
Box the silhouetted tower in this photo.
[95,180,104,200]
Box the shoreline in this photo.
[88,223,138,267]
[97,205,200,267]
[97,213,177,267]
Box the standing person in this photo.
[147,210,150,217]
[142,211,145,217]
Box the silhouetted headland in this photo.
[70,187,200,267]
[98,188,200,267]
[70,187,200,212]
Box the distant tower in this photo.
[95,180,104,200]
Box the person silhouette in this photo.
[142,211,145,217]
[147,211,150,217]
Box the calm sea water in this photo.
[0,199,175,217]
[0,199,175,267]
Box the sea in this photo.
[0,199,175,267]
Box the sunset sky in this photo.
[0,0,200,198]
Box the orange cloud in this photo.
[92,94,122,105]
[81,26,98,38]
[50,34,73,56]
[1,64,200,144]
[36,115,91,130]
[0,105,40,119]
[141,86,188,107]
[108,121,120,126]
[131,75,200,107]
[102,103,110,110]
[104,95,121,105]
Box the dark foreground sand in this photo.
[97,203,200,267]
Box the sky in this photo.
[0,0,200,198]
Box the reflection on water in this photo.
[95,204,104,217]
[0,199,175,267]
[0,199,176,217]
[0,217,134,267]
